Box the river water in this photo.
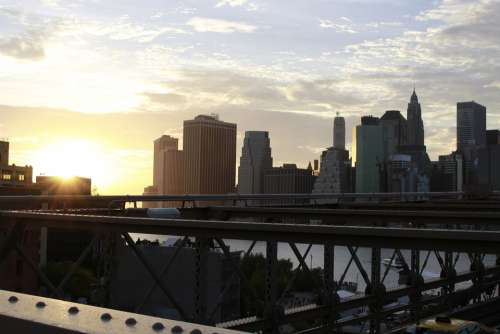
[132,233,496,292]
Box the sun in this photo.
[33,138,114,191]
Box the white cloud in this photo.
[187,17,257,33]
[319,19,357,34]
[215,0,248,7]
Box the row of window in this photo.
[2,173,25,181]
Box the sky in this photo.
[0,0,499,194]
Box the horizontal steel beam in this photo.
[0,192,469,204]
[201,206,500,225]
[0,289,245,334]
[1,211,500,252]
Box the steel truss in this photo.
[1,208,500,334]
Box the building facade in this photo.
[430,153,463,192]
[312,147,351,201]
[333,114,345,150]
[237,131,273,194]
[457,101,487,152]
[184,115,237,195]
[380,110,408,157]
[353,116,384,193]
[263,164,316,204]
[407,90,425,147]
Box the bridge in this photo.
[1,192,500,333]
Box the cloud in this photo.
[215,0,248,7]
[0,7,58,60]
[187,16,257,33]
[319,19,357,34]
[0,29,46,60]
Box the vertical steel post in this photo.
[323,242,335,332]
[195,237,210,323]
[265,241,279,333]
[369,247,382,334]
[445,251,454,294]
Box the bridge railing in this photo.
[1,207,500,334]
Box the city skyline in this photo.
[1,0,500,194]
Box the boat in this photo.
[382,257,405,268]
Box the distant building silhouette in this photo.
[457,101,487,151]
[0,140,33,189]
[380,110,408,157]
[333,113,345,150]
[407,89,424,147]
[263,163,316,204]
[144,135,184,208]
[431,153,464,192]
[312,147,351,200]
[353,116,384,193]
[238,131,273,194]
[457,101,487,187]
[478,129,500,191]
[184,114,236,195]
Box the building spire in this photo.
[411,86,418,103]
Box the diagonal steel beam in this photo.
[382,250,397,284]
[122,232,189,320]
[14,243,62,299]
[337,246,358,289]
[420,250,432,275]
[278,244,313,303]
[207,240,257,322]
[55,235,98,296]
[0,222,23,264]
[135,236,190,313]
[347,246,370,286]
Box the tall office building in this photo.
[312,147,351,199]
[380,110,408,157]
[184,114,237,194]
[457,101,487,152]
[430,153,463,192]
[407,90,424,147]
[353,116,384,193]
[457,102,486,187]
[478,129,500,191]
[333,113,345,150]
[146,135,184,208]
[238,131,273,194]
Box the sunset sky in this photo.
[1,0,499,194]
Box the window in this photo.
[2,174,11,181]
[18,174,25,181]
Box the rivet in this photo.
[125,318,137,326]
[153,322,165,331]
[191,329,202,334]
[68,306,79,314]
[100,313,112,321]
[8,296,18,303]
[36,301,46,308]
[172,325,183,333]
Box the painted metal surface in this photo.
[0,290,247,334]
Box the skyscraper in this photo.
[312,147,351,198]
[380,110,408,157]
[406,89,425,147]
[147,135,184,208]
[457,101,487,152]
[456,102,486,187]
[353,116,384,193]
[238,131,273,194]
[333,113,345,150]
[184,114,237,194]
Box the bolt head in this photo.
[125,318,137,326]
[68,306,79,315]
